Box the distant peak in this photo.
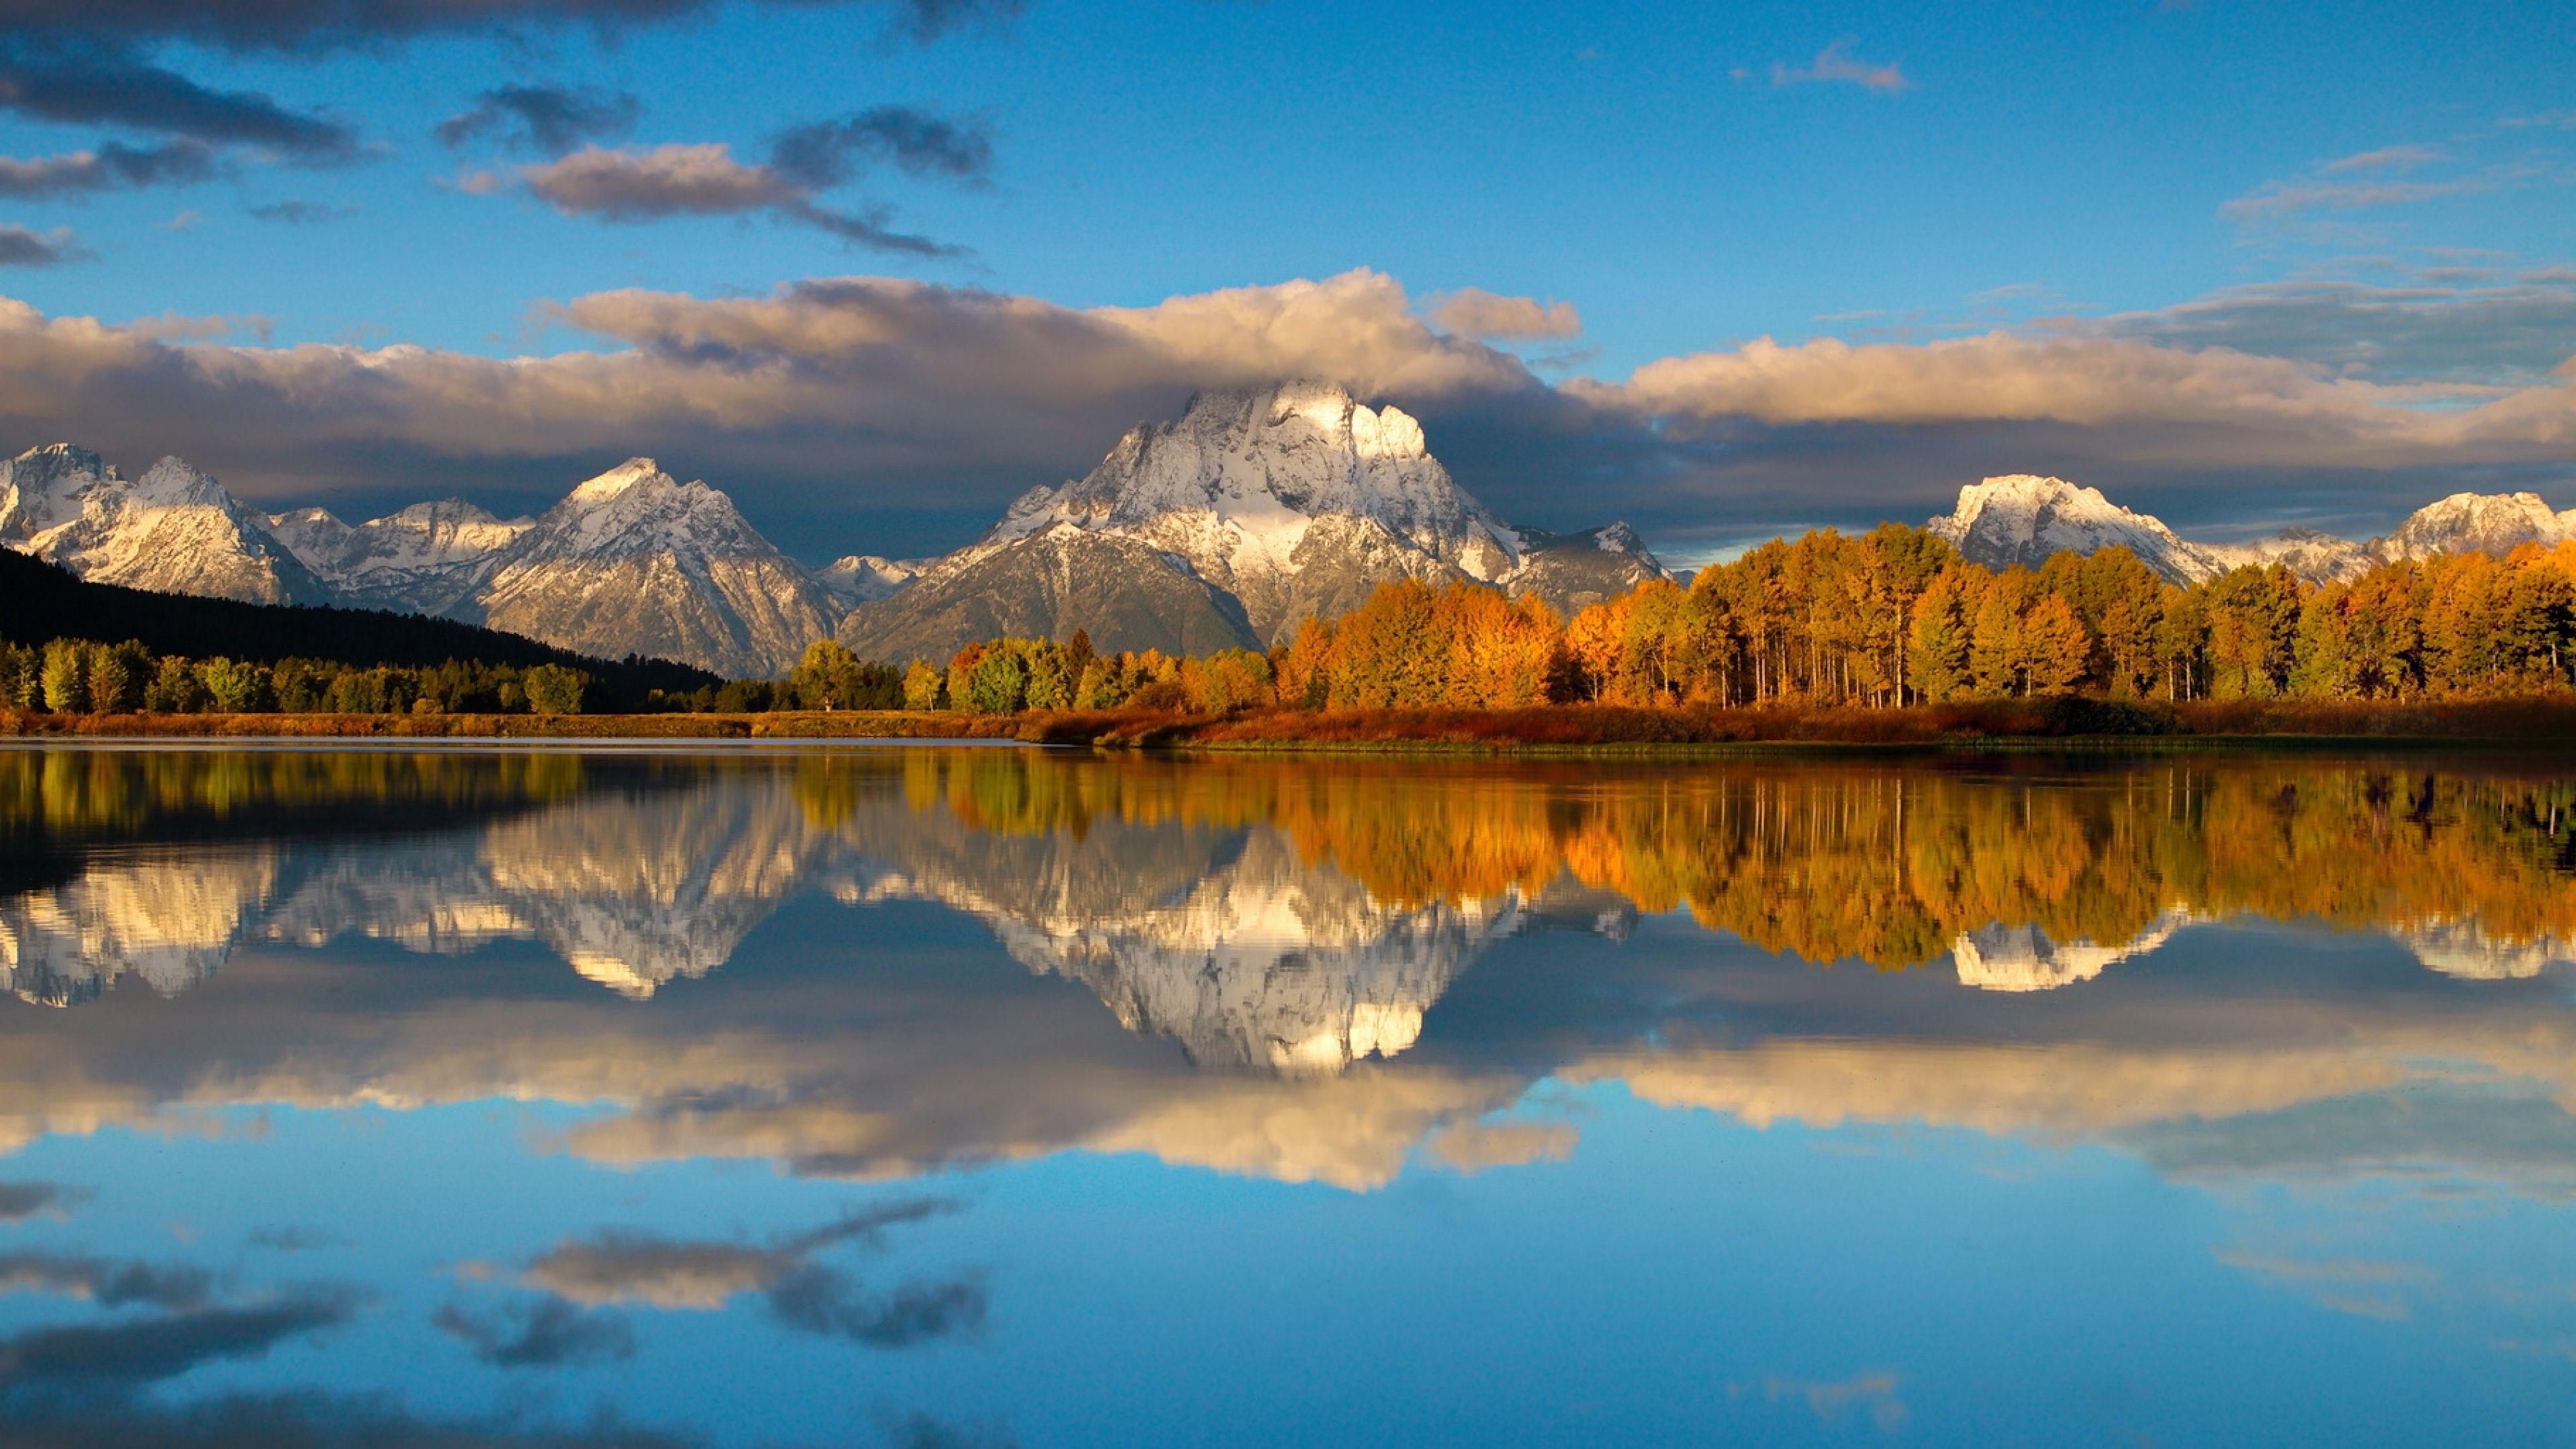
[568,458,668,502]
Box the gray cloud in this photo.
[520,1200,981,1348]
[1770,40,1909,93]
[0,1292,359,1389]
[0,139,216,197]
[0,0,1023,52]
[0,42,357,157]
[2080,275,2576,386]
[0,225,85,265]
[0,1389,716,1448]
[247,199,358,224]
[511,144,955,254]
[0,1253,215,1311]
[244,1226,345,1252]
[0,1184,87,1224]
[763,1263,985,1346]
[507,113,983,256]
[431,1295,637,1368]
[768,107,993,187]
[0,266,2569,557]
[435,85,641,158]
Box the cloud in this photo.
[0,1389,720,1448]
[434,85,642,158]
[513,142,963,255]
[0,140,217,197]
[1761,1372,1908,1434]
[0,265,2569,550]
[521,1232,780,1309]
[247,199,358,224]
[0,42,357,158]
[431,1294,637,1367]
[0,225,86,266]
[2220,175,2497,221]
[0,1185,87,1224]
[768,107,993,186]
[2082,274,2576,386]
[0,1292,358,1389]
[0,0,1024,52]
[2320,145,2445,174]
[0,1253,215,1311]
[524,1199,962,1309]
[1770,40,1909,93]
[1426,288,1582,341]
[517,1201,983,1348]
[761,1263,985,1347]
[1422,1120,1577,1173]
[244,1226,345,1252]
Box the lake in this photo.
[3,742,2575,1448]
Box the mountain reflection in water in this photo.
[4,744,2576,1448]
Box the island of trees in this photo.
[11,523,2576,741]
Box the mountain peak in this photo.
[567,458,669,503]
[1929,474,2218,585]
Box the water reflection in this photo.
[5,745,2576,1446]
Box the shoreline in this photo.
[7,696,2576,754]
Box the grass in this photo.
[7,694,2575,751]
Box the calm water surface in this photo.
[4,743,2576,1447]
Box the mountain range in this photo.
[10,389,2573,676]
[1,383,1664,677]
[1927,473,2576,586]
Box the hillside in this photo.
[0,549,717,700]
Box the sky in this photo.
[0,0,2571,564]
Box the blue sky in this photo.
[1,0,2571,561]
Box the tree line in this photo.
[16,524,2576,717]
[1,638,599,716]
[910,527,2576,714]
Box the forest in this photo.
[895,525,2576,716]
[11,523,2576,723]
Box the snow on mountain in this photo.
[268,500,533,614]
[969,380,1525,641]
[1950,908,2196,992]
[2375,492,2576,562]
[0,444,330,605]
[1506,521,1670,616]
[1927,475,2226,586]
[462,459,843,678]
[817,553,926,604]
[2202,527,2379,584]
[840,382,1666,660]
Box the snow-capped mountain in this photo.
[2202,527,2379,584]
[840,382,1667,661]
[463,460,843,679]
[2375,492,2576,562]
[1927,474,2576,586]
[267,500,534,614]
[1927,475,2229,586]
[1949,908,2197,992]
[0,444,329,605]
[818,554,926,604]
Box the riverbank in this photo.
[7,695,2576,751]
